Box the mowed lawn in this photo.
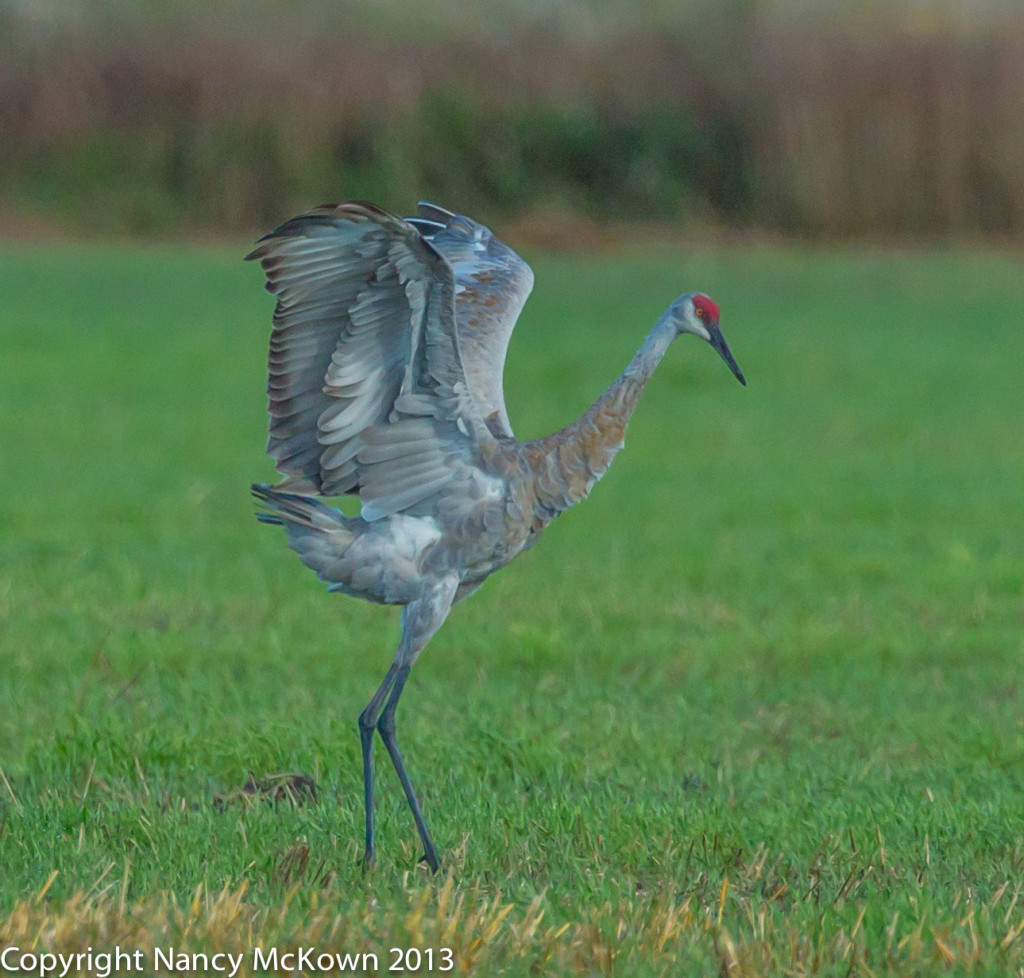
[0,237,1022,975]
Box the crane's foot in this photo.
[419,851,440,874]
[358,849,377,873]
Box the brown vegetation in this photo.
[4,867,1023,976]
[2,2,1022,239]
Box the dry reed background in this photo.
[2,0,1023,240]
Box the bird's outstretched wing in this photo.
[247,201,503,521]
[404,203,533,439]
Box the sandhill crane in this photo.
[249,201,745,872]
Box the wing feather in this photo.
[249,201,508,519]
[408,202,534,439]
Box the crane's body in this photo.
[250,201,744,871]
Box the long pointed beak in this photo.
[709,325,746,386]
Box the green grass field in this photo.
[1,238,1022,975]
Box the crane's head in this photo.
[671,293,746,386]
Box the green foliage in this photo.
[1,242,1023,973]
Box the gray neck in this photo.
[584,313,676,428]
[524,314,678,514]
[619,312,678,386]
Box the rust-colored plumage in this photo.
[250,201,745,871]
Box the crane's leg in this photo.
[358,662,400,868]
[358,576,458,873]
[377,663,438,872]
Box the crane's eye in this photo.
[694,306,705,319]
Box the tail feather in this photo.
[252,483,340,528]
[252,483,358,588]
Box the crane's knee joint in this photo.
[358,709,376,734]
[377,712,397,737]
